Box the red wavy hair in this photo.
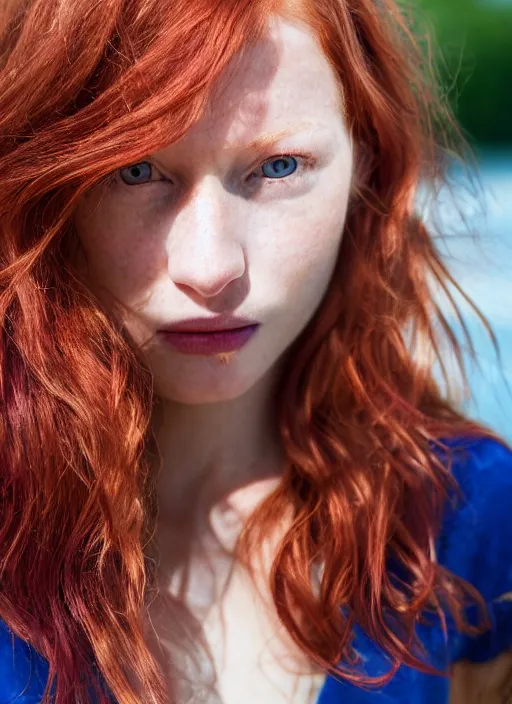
[0,0,508,702]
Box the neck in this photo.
[150,364,286,542]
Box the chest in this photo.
[144,559,325,703]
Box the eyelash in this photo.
[251,151,317,187]
[106,152,318,190]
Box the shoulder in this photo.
[433,435,512,663]
[435,435,512,598]
[0,616,50,701]
[0,615,110,703]
[319,436,512,703]
[438,433,512,500]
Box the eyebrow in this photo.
[231,121,325,153]
[151,120,328,170]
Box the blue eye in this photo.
[261,156,298,179]
[119,161,153,185]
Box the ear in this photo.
[449,649,512,704]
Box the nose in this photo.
[166,176,246,299]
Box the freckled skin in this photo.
[216,352,237,366]
[73,15,354,407]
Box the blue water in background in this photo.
[424,150,512,442]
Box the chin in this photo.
[147,335,288,406]
[155,383,257,406]
[152,367,261,405]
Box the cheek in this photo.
[74,197,165,302]
[253,185,349,305]
[271,230,340,306]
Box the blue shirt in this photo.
[1,436,512,703]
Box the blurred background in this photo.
[416,0,512,441]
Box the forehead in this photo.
[157,16,344,156]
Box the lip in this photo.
[158,315,259,334]
[158,324,260,355]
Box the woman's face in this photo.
[74,16,354,405]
